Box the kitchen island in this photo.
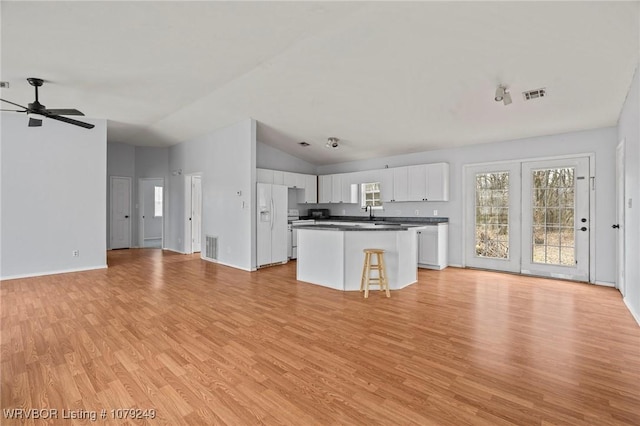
[296,223,419,292]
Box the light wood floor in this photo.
[2,249,639,425]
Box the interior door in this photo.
[465,162,521,272]
[616,141,625,295]
[110,177,131,249]
[521,157,590,281]
[191,176,202,253]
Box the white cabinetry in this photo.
[297,174,317,204]
[257,169,317,203]
[417,224,448,270]
[380,167,409,202]
[426,163,449,201]
[319,175,332,203]
[257,168,274,184]
[273,170,284,185]
[381,163,449,203]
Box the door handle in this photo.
[612,224,620,229]
[579,226,587,232]
[125,215,129,219]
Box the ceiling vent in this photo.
[523,88,546,101]
[298,141,310,147]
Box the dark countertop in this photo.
[299,216,448,225]
[295,223,416,231]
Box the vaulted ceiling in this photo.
[2,1,638,165]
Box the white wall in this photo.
[106,142,134,249]
[618,65,640,323]
[167,119,257,271]
[1,113,107,279]
[316,126,618,284]
[257,141,317,174]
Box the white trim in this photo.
[623,297,640,326]
[201,256,256,272]
[163,248,188,255]
[138,177,165,249]
[110,176,132,249]
[594,280,616,287]
[462,153,596,283]
[1,265,108,281]
[447,263,463,268]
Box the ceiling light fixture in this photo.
[495,84,512,106]
[326,137,339,149]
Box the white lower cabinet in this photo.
[417,224,448,270]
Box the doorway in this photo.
[464,156,592,282]
[110,176,132,249]
[139,178,164,248]
[184,174,202,254]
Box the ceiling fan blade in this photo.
[28,117,43,127]
[44,113,95,129]
[1,98,29,110]
[1,108,27,112]
[46,108,85,116]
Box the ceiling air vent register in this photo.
[523,88,546,101]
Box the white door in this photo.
[521,157,590,281]
[191,176,202,253]
[616,141,625,295]
[465,162,521,272]
[110,177,131,249]
[140,178,164,248]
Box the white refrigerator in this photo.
[257,183,288,267]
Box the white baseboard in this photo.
[163,247,187,255]
[594,280,616,287]
[448,263,463,268]
[1,264,108,281]
[623,297,640,326]
[201,257,255,272]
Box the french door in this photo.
[521,158,590,281]
[465,156,591,282]
[465,162,521,273]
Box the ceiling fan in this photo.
[0,78,94,129]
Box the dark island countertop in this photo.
[295,223,417,231]
[299,216,448,225]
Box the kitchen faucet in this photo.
[364,205,374,220]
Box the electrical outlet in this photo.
[433,209,438,216]
[414,209,419,216]
[72,250,79,257]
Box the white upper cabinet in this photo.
[393,167,409,202]
[282,171,297,188]
[380,169,395,202]
[331,174,342,203]
[273,170,284,185]
[395,162,449,202]
[426,163,449,201]
[258,168,318,202]
[380,167,409,202]
[257,168,274,184]
[297,174,317,204]
[319,175,332,203]
[407,165,427,200]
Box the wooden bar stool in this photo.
[360,249,390,298]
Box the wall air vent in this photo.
[523,88,546,101]
[204,235,218,261]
